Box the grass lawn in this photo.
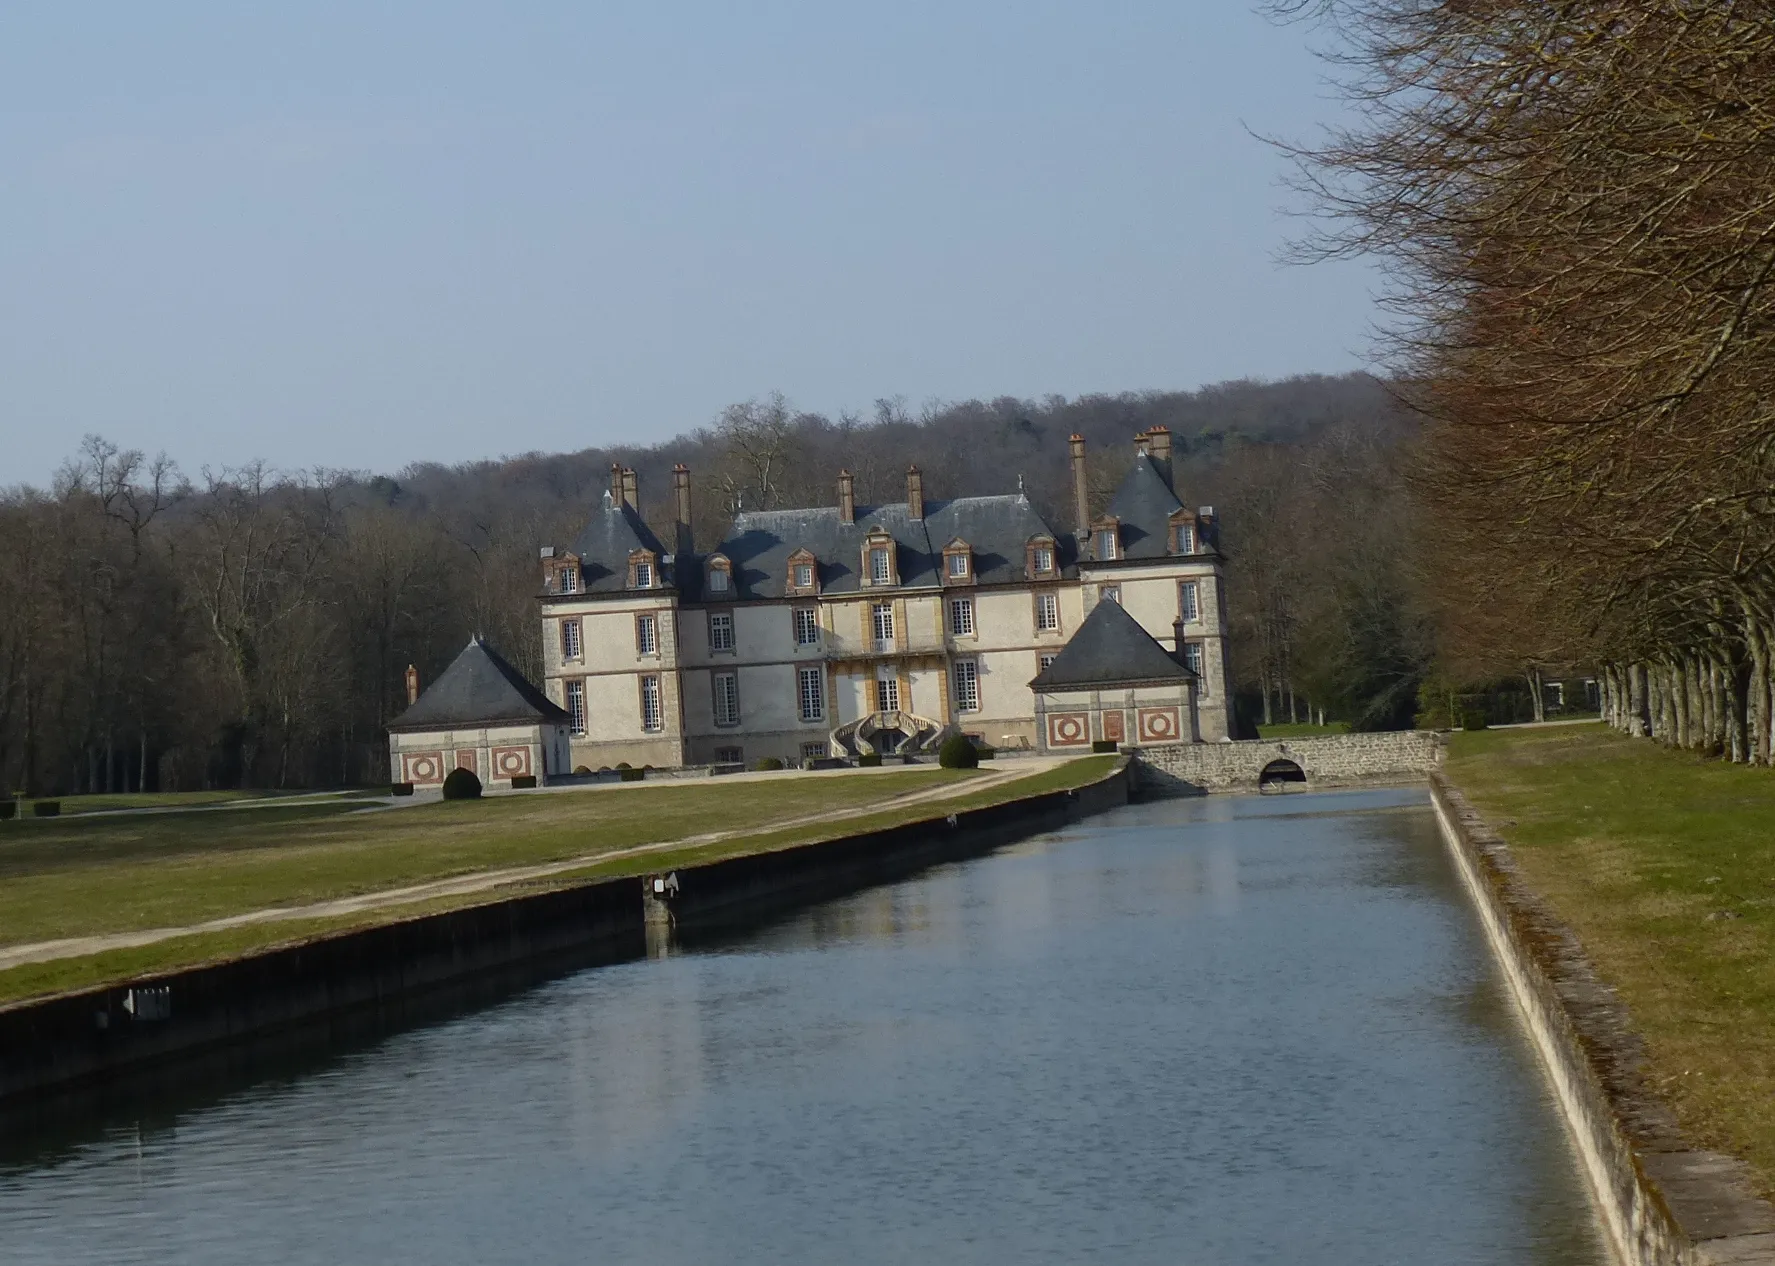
[1255,722,1351,739]
[0,756,1119,1005]
[1446,724,1775,1196]
[31,788,379,815]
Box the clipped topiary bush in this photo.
[441,768,482,800]
[390,782,415,797]
[0,801,15,821]
[752,757,785,772]
[937,734,979,769]
[33,801,62,817]
[573,765,592,775]
[858,752,883,767]
[1462,710,1489,731]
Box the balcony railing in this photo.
[818,627,952,658]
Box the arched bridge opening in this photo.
[1258,758,1308,792]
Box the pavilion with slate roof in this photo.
[1029,598,1199,751]
[387,636,572,789]
[533,430,1235,770]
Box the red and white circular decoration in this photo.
[1048,713,1090,746]
[1138,707,1180,742]
[492,746,531,778]
[405,751,444,784]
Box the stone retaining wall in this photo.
[1132,731,1444,794]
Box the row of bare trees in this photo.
[1280,2,1775,759]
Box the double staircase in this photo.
[829,710,949,758]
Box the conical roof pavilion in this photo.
[388,637,569,732]
[1029,599,1197,692]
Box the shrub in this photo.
[752,757,785,772]
[573,765,592,775]
[0,801,14,821]
[510,774,537,790]
[390,782,415,797]
[937,734,979,769]
[1462,710,1489,731]
[620,767,646,782]
[33,801,62,817]
[615,762,632,770]
[977,747,996,761]
[441,768,482,800]
[858,752,883,767]
[1092,739,1119,754]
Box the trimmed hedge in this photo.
[441,768,482,800]
[510,774,537,789]
[33,801,61,817]
[937,734,979,769]
[0,801,14,820]
[619,767,646,782]
[858,752,883,767]
[752,757,785,772]
[390,782,415,797]
[1092,739,1119,754]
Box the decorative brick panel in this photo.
[1102,710,1126,743]
[1137,706,1181,743]
[491,746,531,779]
[403,751,446,785]
[1047,712,1090,746]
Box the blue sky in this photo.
[1,2,1374,484]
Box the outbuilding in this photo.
[1029,598,1200,751]
[388,637,572,789]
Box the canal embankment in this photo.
[1433,755,1775,1266]
[0,757,1128,1109]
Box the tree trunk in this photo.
[1628,663,1649,737]
[1527,666,1545,723]
[1747,629,1769,765]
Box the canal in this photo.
[1,788,1609,1264]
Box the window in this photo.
[1038,652,1058,673]
[872,602,894,643]
[947,552,968,578]
[1099,585,1120,605]
[798,666,825,722]
[636,614,658,656]
[1035,591,1060,632]
[634,560,654,589]
[949,596,974,636]
[709,611,735,653]
[715,745,743,765]
[1176,523,1196,554]
[793,607,820,646]
[640,675,663,730]
[559,565,579,594]
[713,671,740,726]
[870,547,892,584]
[801,741,827,762]
[1179,580,1200,623]
[875,667,899,713]
[795,563,815,589]
[953,659,980,712]
[1184,643,1207,695]
[566,680,586,735]
[1032,545,1054,573]
[1097,529,1117,560]
[560,619,582,660]
[707,566,730,594]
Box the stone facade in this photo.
[1133,731,1445,794]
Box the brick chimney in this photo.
[405,664,420,707]
[838,470,856,525]
[1134,431,1151,460]
[1068,434,1090,537]
[906,466,924,520]
[671,463,693,554]
[620,467,638,511]
[609,462,624,507]
[1147,426,1173,488]
[1172,620,1189,668]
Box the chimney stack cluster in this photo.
[1068,434,1090,537]
[671,464,693,555]
[905,466,924,520]
[838,470,856,524]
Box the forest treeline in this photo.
[0,374,1427,794]
[1281,3,1775,762]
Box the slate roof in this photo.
[1103,454,1187,561]
[710,495,1073,601]
[566,493,671,595]
[389,637,570,732]
[1029,599,1196,691]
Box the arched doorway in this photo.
[1258,758,1307,792]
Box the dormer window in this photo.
[862,530,898,586]
[1168,509,1198,555]
[941,538,973,585]
[628,549,658,590]
[706,554,733,596]
[559,565,579,594]
[635,561,653,587]
[796,564,814,587]
[1026,536,1057,577]
[785,547,821,596]
[1092,519,1121,562]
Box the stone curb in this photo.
[1430,773,1775,1265]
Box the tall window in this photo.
[1035,591,1060,632]
[953,659,980,712]
[1099,585,1120,605]
[566,680,586,735]
[870,547,892,584]
[1176,523,1196,554]
[1179,580,1200,623]
[949,596,974,636]
[559,565,579,594]
[560,619,582,660]
[633,560,654,589]
[636,614,658,656]
[713,671,740,726]
[875,668,899,713]
[794,563,815,589]
[872,602,895,643]
[1096,529,1117,560]
[798,666,824,722]
[707,566,730,594]
[1184,643,1207,695]
[640,675,663,731]
[793,607,820,646]
[709,611,735,653]
[1032,545,1054,573]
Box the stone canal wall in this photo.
[0,760,1131,1109]
[1132,731,1444,795]
[1431,775,1775,1266]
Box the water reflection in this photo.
[0,788,1608,1265]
